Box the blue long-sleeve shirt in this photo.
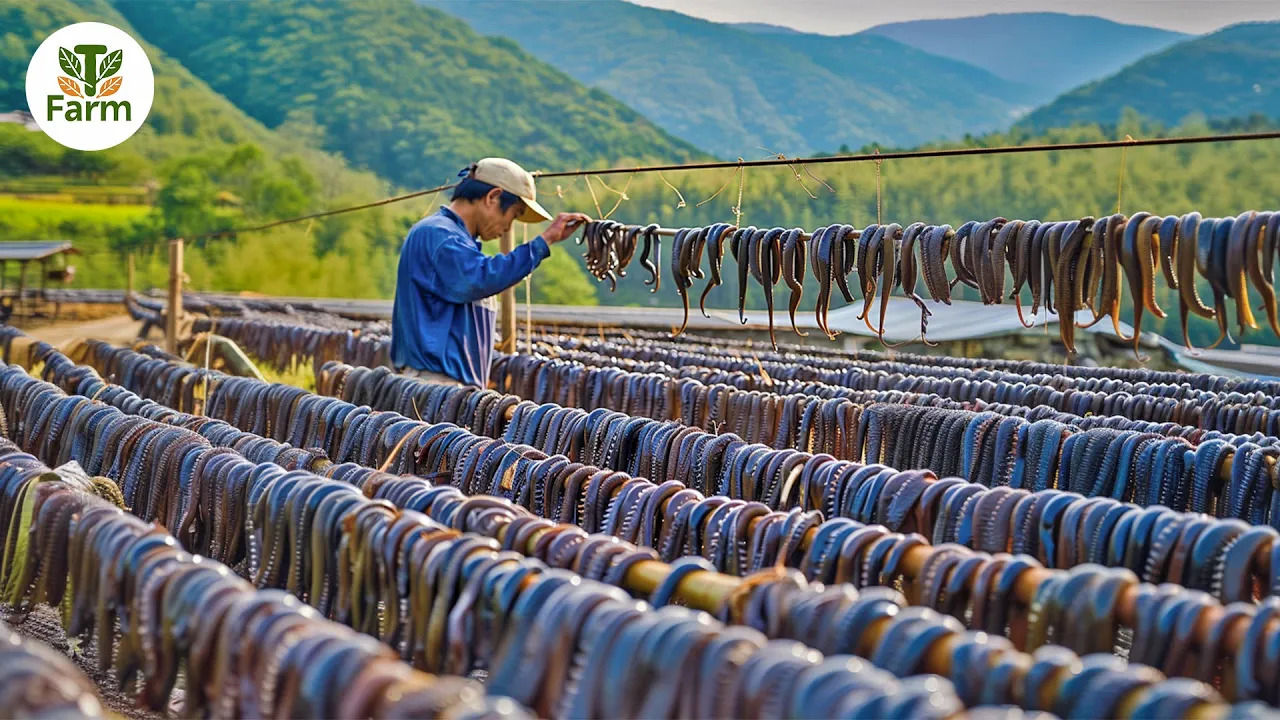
[391,207,550,386]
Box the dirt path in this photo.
[14,313,151,351]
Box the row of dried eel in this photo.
[0,351,986,717]
[530,332,1280,416]
[0,440,512,719]
[50,337,1280,540]
[579,326,1278,392]
[495,345,1280,442]
[578,211,1280,353]
[39,337,1280,620]
[9,345,1275,712]
[48,342,1280,616]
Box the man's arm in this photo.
[427,233,551,303]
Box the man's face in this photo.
[476,188,526,240]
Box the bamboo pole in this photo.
[498,226,517,354]
[165,238,184,355]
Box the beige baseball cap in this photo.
[470,157,553,223]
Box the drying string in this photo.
[596,173,635,220]
[731,160,747,227]
[694,165,736,208]
[582,175,605,219]
[764,149,820,200]
[657,171,688,209]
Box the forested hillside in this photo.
[425,0,1030,157]
[1,0,416,299]
[1020,22,1280,132]
[110,0,703,190]
[4,0,660,303]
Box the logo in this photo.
[25,22,153,151]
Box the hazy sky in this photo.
[624,0,1280,35]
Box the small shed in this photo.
[0,241,80,320]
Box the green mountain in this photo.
[1,0,445,301]
[423,0,1032,157]
[109,0,702,191]
[3,0,371,174]
[1019,22,1280,132]
[864,13,1188,106]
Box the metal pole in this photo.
[497,226,516,353]
[126,253,135,296]
[16,261,26,317]
[166,238,184,354]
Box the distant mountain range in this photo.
[425,0,1033,157]
[1018,21,1280,132]
[863,12,1188,106]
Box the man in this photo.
[391,157,590,387]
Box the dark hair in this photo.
[451,177,523,211]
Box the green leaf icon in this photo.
[98,49,122,79]
[58,47,82,81]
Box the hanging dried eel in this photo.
[1199,215,1234,347]
[1262,212,1280,334]
[673,225,714,335]
[987,219,1023,308]
[1246,211,1280,336]
[750,227,785,349]
[855,223,899,339]
[808,226,831,337]
[639,223,661,291]
[1227,210,1260,336]
[617,225,642,277]
[854,224,882,322]
[584,208,1280,350]
[669,227,693,335]
[1084,213,1132,342]
[1039,221,1066,316]
[1008,220,1041,327]
[580,220,619,289]
[1174,212,1214,347]
[1078,218,1104,324]
[1052,217,1095,355]
[779,228,807,336]
[897,222,935,345]
[948,221,979,294]
[970,218,1006,305]
[1117,212,1168,356]
[873,224,902,343]
[698,223,736,318]
[731,226,759,325]
[829,224,858,306]
[919,224,954,305]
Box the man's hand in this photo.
[541,212,592,245]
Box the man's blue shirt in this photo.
[391,207,550,386]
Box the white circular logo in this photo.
[24,22,154,151]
